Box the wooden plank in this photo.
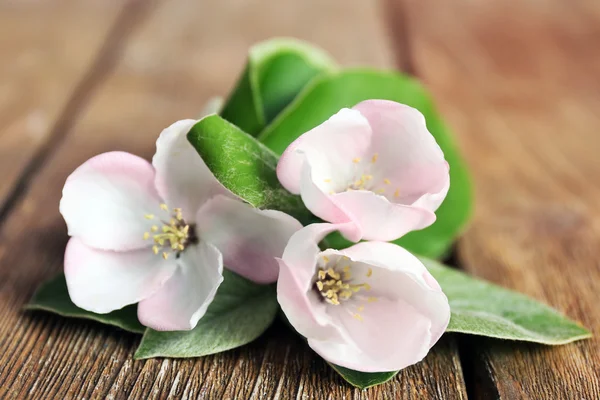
[0,1,127,213]
[0,0,466,398]
[404,0,600,398]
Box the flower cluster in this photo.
[60,99,450,372]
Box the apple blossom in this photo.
[60,119,301,331]
[277,223,450,372]
[276,99,450,242]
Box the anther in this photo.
[371,153,378,163]
[352,157,361,163]
[353,313,363,321]
[383,178,391,185]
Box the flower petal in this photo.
[298,162,363,242]
[64,237,177,314]
[309,298,433,372]
[341,241,450,347]
[353,99,450,211]
[277,108,372,194]
[277,223,358,343]
[331,190,436,241]
[304,241,450,372]
[137,241,224,331]
[152,119,232,220]
[196,195,302,284]
[277,258,343,342]
[60,151,166,251]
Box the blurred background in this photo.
[0,0,599,398]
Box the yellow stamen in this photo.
[353,313,363,321]
[323,256,330,263]
[352,157,361,164]
[315,265,371,306]
[371,153,379,163]
[367,268,373,277]
[368,297,378,303]
[383,178,391,185]
[376,188,385,194]
[394,188,400,198]
[160,203,168,211]
[324,178,331,183]
[144,214,154,220]
[327,268,340,280]
[146,205,191,258]
[357,305,365,312]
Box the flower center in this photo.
[143,204,195,259]
[313,255,377,321]
[324,153,401,198]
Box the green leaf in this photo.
[330,364,397,390]
[258,68,473,259]
[324,258,590,388]
[188,114,314,224]
[220,38,337,136]
[423,257,592,344]
[134,270,278,359]
[24,273,145,334]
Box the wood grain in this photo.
[0,0,466,398]
[0,1,127,215]
[404,0,600,398]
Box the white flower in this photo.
[60,119,301,331]
[277,100,449,242]
[277,223,450,372]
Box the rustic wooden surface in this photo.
[0,0,597,398]
[404,0,600,398]
[0,1,466,399]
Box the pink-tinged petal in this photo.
[152,119,233,220]
[60,152,166,251]
[64,237,177,314]
[277,258,344,342]
[277,108,372,194]
[280,223,355,287]
[137,241,224,331]
[309,298,433,372]
[341,241,450,347]
[196,195,302,284]
[277,223,357,343]
[298,162,362,242]
[331,190,436,241]
[353,100,449,211]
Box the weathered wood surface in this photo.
[0,0,124,213]
[0,0,467,398]
[405,0,600,398]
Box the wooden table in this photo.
[1,0,598,398]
